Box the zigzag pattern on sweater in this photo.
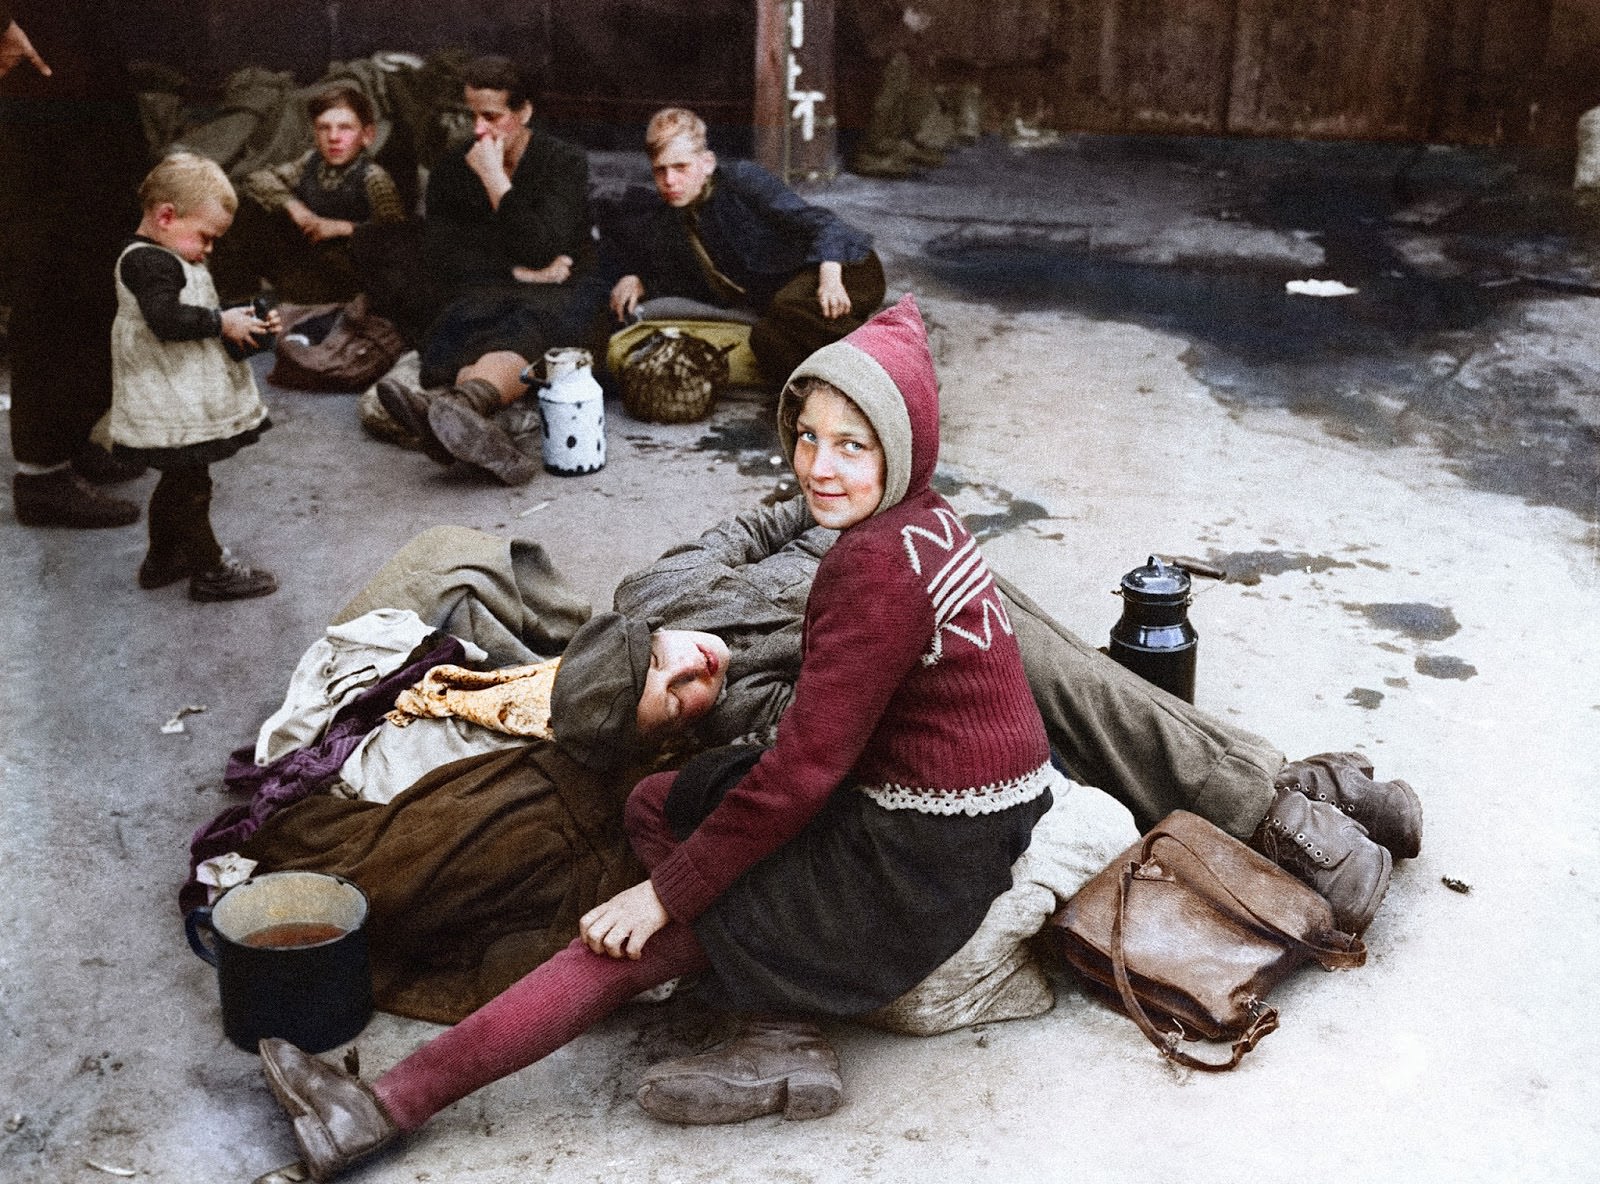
[901,508,1013,665]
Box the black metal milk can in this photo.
[1109,555,1197,702]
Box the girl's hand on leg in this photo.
[580,880,669,960]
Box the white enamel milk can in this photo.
[535,347,606,476]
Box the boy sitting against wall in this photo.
[222,84,406,303]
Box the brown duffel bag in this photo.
[269,294,408,392]
[1048,810,1366,1071]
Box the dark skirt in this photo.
[666,745,1051,1017]
[112,418,271,470]
[419,269,612,387]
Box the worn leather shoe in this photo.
[259,1038,397,1183]
[189,551,278,601]
[1277,751,1422,860]
[426,379,538,485]
[13,468,139,528]
[636,1016,843,1125]
[1254,786,1391,935]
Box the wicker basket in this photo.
[620,328,735,424]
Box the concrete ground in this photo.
[3,134,1598,1183]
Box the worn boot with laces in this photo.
[1253,786,1392,936]
[189,549,277,602]
[1276,751,1422,860]
[636,1016,843,1125]
[425,378,537,485]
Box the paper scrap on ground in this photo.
[1286,278,1359,297]
[160,704,208,734]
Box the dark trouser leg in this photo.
[747,253,888,385]
[147,465,222,569]
[8,235,120,467]
[997,574,1282,839]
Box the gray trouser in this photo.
[997,576,1281,840]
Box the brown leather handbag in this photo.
[1049,810,1366,1071]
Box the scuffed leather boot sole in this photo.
[375,380,455,466]
[637,1066,842,1125]
[426,395,538,485]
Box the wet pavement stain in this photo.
[1346,688,1385,709]
[934,473,1055,540]
[1415,654,1479,680]
[914,149,1600,518]
[692,403,784,477]
[1345,601,1461,641]
[1200,549,1358,585]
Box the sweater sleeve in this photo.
[729,160,871,265]
[362,162,407,223]
[495,139,591,267]
[648,533,932,922]
[424,142,590,288]
[661,497,817,570]
[240,154,308,212]
[118,246,222,341]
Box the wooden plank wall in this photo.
[111,0,1600,152]
[843,0,1589,150]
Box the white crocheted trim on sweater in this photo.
[858,762,1054,816]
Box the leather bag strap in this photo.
[1145,828,1366,969]
[1109,857,1279,1072]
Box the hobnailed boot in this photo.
[1253,786,1392,936]
[425,378,538,485]
[13,467,139,528]
[1276,751,1422,861]
[374,377,455,465]
[259,1038,398,1183]
[636,1016,843,1125]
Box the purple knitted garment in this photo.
[179,634,466,914]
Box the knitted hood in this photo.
[778,293,939,516]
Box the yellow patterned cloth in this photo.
[386,658,559,738]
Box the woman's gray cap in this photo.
[550,611,653,770]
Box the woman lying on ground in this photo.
[253,294,1060,1180]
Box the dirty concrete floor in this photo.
[3,134,1598,1183]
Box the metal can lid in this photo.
[1120,555,1192,602]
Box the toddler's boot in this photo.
[1276,751,1422,860]
[13,468,139,528]
[1253,786,1391,936]
[636,1016,843,1125]
[189,550,278,602]
[259,1038,398,1183]
[425,378,538,485]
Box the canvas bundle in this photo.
[1049,810,1366,1071]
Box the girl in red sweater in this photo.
[255,295,1054,1181]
